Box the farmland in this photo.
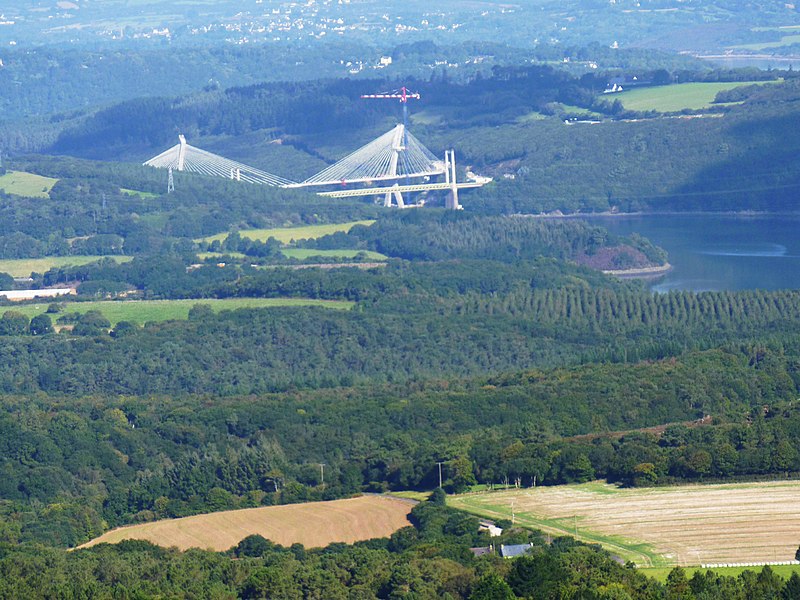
[13,297,354,326]
[0,256,133,278]
[78,496,413,551]
[280,248,388,261]
[609,81,778,112]
[0,170,59,198]
[449,481,800,567]
[197,220,376,244]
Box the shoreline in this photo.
[602,263,672,279]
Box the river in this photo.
[583,213,800,292]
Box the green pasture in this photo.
[516,111,547,124]
[120,187,158,199]
[281,248,387,261]
[197,220,376,244]
[12,298,354,326]
[608,81,779,112]
[641,564,800,583]
[0,171,59,198]
[0,256,133,278]
[196,252,247,260]
[448,490,667,567]
[733,32,800,51]
[388,491,431,502]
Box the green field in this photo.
[0,170,59,198]
[641,564,800,583]
[120,187,158,199]
[733,28,800,51]
[0,256,133,278]
[281,248,387,261]
[608,81,779,112]
[196,252,247,260]
[197,220,376,244]
[12,298,354,326]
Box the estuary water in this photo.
[582,213,800,292]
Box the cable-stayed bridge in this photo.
[144,125,490,209]
[144,135,295,187]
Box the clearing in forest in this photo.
[78,496,414,551]
[608,81,779,112]
[13,297,354,326]
[449,480,800,567]
[0,170,59,198]
[197,220,375,245]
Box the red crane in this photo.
[361,87,421,183]
[360,86,421,104]
[360,86,420,138]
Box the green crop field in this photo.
[608,81,779,112]
[733,29,800,51]
[12,298,354,326]
[0,256,133,278]
[120,187,158,199]
[449,480,800,567]
[281,248,388,260]
[0,170,59,198]
[641,564,800,583]
[197,220,376,244]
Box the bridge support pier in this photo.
[384,183,405,208]
[444,150,461,210]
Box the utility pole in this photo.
[436,461,445,488]
[319,463,326,489]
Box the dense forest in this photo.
[2,10,800,594]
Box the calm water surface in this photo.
[583,214,800,292]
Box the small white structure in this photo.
[379,56,393,66]
[0,288,75,301]
[479,521,503,537]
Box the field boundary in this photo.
[450,480,800,568]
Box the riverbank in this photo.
[602,263,673,279]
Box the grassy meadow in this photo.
[641,564,800,583]
[12,297,354,326]
[0,170,59,198]
[608,81,779,112]
[197,220,375,244]
[0,256,133,278]
[280,248,387,260]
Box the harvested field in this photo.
[78,496,413,551]
[450,481,800,566]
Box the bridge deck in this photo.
[318,181,485,199]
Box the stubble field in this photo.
[78,496,413,551]
[449,480,800,567]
